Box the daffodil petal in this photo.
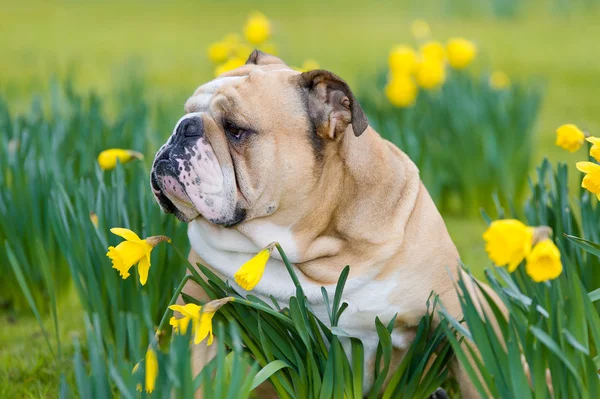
[138,255,150,286]
[194,311,215,345]
[169,303,202,319]
[110,227,143,242]
[586,136,600,145]
[576,162,600,174]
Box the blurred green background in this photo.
[1,0,600,396]
[2,0,599,265]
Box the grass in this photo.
[1,0,600,396]
[0,290,83,398]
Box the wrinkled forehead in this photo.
[184,64,299,114]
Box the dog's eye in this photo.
[224,121,249,140]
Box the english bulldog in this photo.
[151,50,481,398]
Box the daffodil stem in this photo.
[275,243,302,289]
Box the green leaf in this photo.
[529,326,583,389]
[588,288,600,303]
[251,360,291,390]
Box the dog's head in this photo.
[151,50,368,226]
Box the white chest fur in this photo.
[187,219,412,362]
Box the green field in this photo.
[2,0,600,396]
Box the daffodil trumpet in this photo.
[97,148,144,170]
[234,242,278,291]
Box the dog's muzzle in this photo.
[151,115,205,222]
[151,114,243,226]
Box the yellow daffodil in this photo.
[446,38,477,69]
[385,74,418,108]
[97,149,143,171]
[234,244,276,290]
[388,45,418,75]
[489,71,510,90]
[244,12,271,45]
[106,228,170,285]
[145,348,158,393]
[556,124,585,151]
[576,162,600,200]
[526,239,562,282]
[420,40,445,62]
[555,124,585,152]
[411,19,431,40]
[169,298,233,345]
[207,41,230,64]
[89,212,99,228]
[215,57,246,77]
[415,57,446,89]
[587,137,600,162]
[483,219,534,272]
[300,59,320,72]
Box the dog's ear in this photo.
[245,49,287,66]
[297,69,368,139]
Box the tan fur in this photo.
[165,52,496,398]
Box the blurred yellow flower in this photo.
[483,219,534,272]
[170,298,233,345]
[526,239,562,282]
[145,348,158,393]
[420,40,445,61]
[446,38,477,69]
[106,228,170,285]
[89,212,99,228]
[244,12,271,45]
[415,57,446,89]
[587,137,600,162]
[489,71,510,89]
[215,57,246,77]
[576,161,600,200]
[300,59,320,72]
[411,19,431,40]
[555,124,585,152]
[385,75,418,108]
[207,41,230,64]
[234,244,276,290]
[388,45,418,74]
[97,149,143,171]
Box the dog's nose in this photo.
[176,116,203,138]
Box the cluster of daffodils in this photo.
[483,219,562,282]
[207,12,319,76]
[554,124,600,199]
[385,20,510,108]
[207,12,274,76]
[107,226,276,392]
[385,20,477,108]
